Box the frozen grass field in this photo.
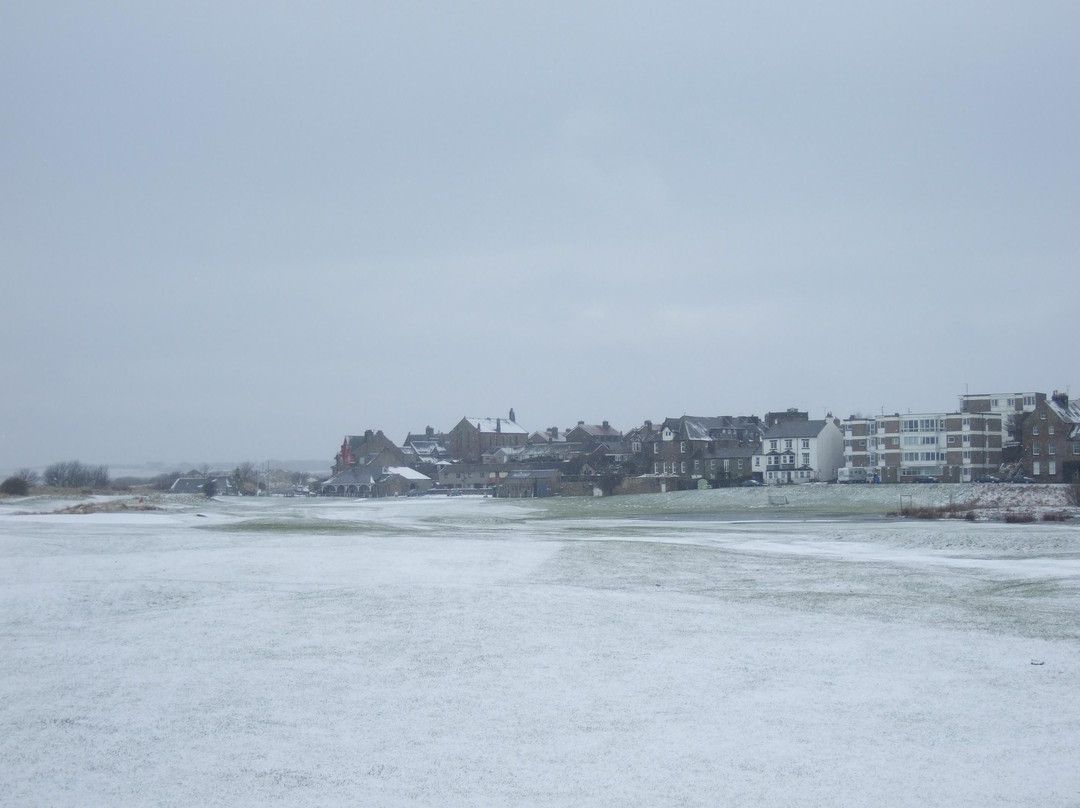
[2,487,1079,806]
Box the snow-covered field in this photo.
[2,487,1079,806]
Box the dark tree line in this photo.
[42,460,110,489]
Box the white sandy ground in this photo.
[1,487,1079,806]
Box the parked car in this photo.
[1009,476,1037,484]
[741,479,762,487]
[914,476,938,483]
[973,475,1000,483]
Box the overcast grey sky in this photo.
[2,1,1077,471]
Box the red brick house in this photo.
[1022,391,1080,482]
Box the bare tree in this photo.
[43,461,110,489]
[15,468,40,486]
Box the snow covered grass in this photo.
[2,490,1078,806]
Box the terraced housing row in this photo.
[319,390,1079,496]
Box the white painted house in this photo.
[752,419,844,484]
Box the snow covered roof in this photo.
[464,417,528,435]
[405,440,446,456]
[505,468,560,480]
[1047,398,1080,425]
[762,420,831,439]
[323,467,377,486]
[664,415,764,442]
[383,466,430,481]
[169,476,235,494]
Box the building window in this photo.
[1049,425,1055,435]
[1032,443,1040,455]
[802,439,810,449]
[653,443,659,454]
[694,460,700,471]
[1040,411,1047,420]
[1033,461,1041,475]
[1024,396,1035,407]
[1074,444,1080,455]
[802,453,810,465]
[1033,426,1040,436]
[654,463,660,474]
[948,436,955,444]
[770,440,778,450]
[784,439,793,450]
[681,462,687,474]
[680,441,687,453]
[1049,443,1056,455]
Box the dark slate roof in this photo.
[571,423,622,438]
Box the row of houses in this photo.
[320,389,1080,497]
